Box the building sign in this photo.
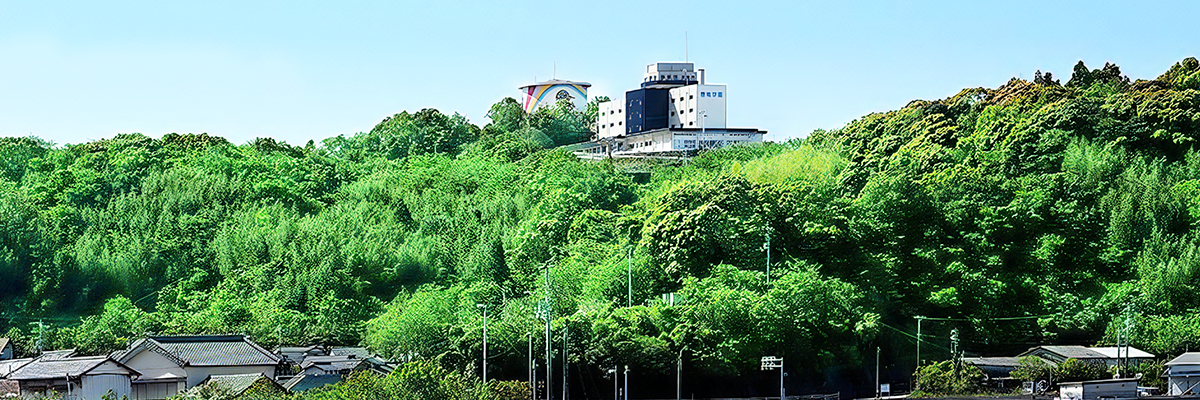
[700,91,723,98]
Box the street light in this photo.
[478,303,489,384]
[761,356,785,400]
[677,347,687,400]
[607,366,618,400]
[623,365,630,400]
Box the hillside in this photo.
[2,58,1200,398]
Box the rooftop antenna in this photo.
[553,62,556,80]
[685,31,689,62]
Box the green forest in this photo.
[3,58,1200,398]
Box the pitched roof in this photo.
[0,358,33,377]
[1088,347,1154,359]
[0,338,10,351]
[282,373,342,392]
[118,335,281,367]
[38,349,77,360]
[1020,346,1106,359]
[5,356,137,380]
[962,357,1024,367]
[201,373,283,396]
[329,347,372,359]
[1167,352,1200,366]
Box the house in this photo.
[191,373,285,397]
[0,338,11,360]
[961,356,1045,389]
[1165,352,1200,395]
[1058,377,1139,400]
[1018,345,1154,367]
[114,335,283,399]
[38,349,78,360]
[3,355,140,400]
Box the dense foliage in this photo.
[3,58,1200,398]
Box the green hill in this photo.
[2,58,1199,398]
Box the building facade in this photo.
[586,62,764,158]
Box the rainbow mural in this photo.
[519,79,591,113]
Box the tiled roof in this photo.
[329,347,372,359]
[140,335,281,367]
[202,373,279,396]
[38,349,77,360]
[1167,352,1200,366]
[0,358,33,377]
[1020,346,1106,359]
[5,356,131,380]
[282,373,342,392]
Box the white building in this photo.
[586,62,764,158]
[519,79,591,113]
[1166,352,1200,395]
[1059,378,1139,400]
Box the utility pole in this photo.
[563,323,569,400]
[627,247,633,308]
[914,316,923,391]
[876,347,881,400]
[765,228,772,285]
[478,304,489,384]
[544,265,554,400]
[529,333,535,400]
[609,366,618,400]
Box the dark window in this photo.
[689,122,694,126]
[689,109,694,113]
[689,95,694,99]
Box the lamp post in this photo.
[608,366,618,400]
[676,347,686,400]
[529,332,535,400]
[627,247,633,307]
[624,365,630,400]
[478,304,489,384]
[761,356,785,400]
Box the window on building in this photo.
[689,122,694,126]
[689,108,694,113]
[689,95,694,99]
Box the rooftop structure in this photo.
[1165,352,1200,395]
[1018,345,1154,367]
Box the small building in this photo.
[1018,345,1154,367]
[519,79,591,113]
[114,335,283,399]
[1165,352,1200,396]
[4,355,140,400]
[0,338,11,360]
[0,357,33,397]
[1058,377,1139,400]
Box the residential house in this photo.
[1059,377,1139,400]
[1165,352,1200,396]
[1018,345,1154,367]
[114,335,283,399]
[0,338,11,360]
[4,355,140,400]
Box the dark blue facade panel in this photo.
[625,88,669,134]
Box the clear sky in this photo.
[2,1,1198,146]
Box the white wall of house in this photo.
[81,375,133,400]
[132,381,185,400]
[122,350,187,382]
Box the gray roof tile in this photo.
[147,335,281,366]
[202,373,278,395]
[282,373,342,392]
[5,356,132,380]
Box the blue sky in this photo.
[2,0,1198,146]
